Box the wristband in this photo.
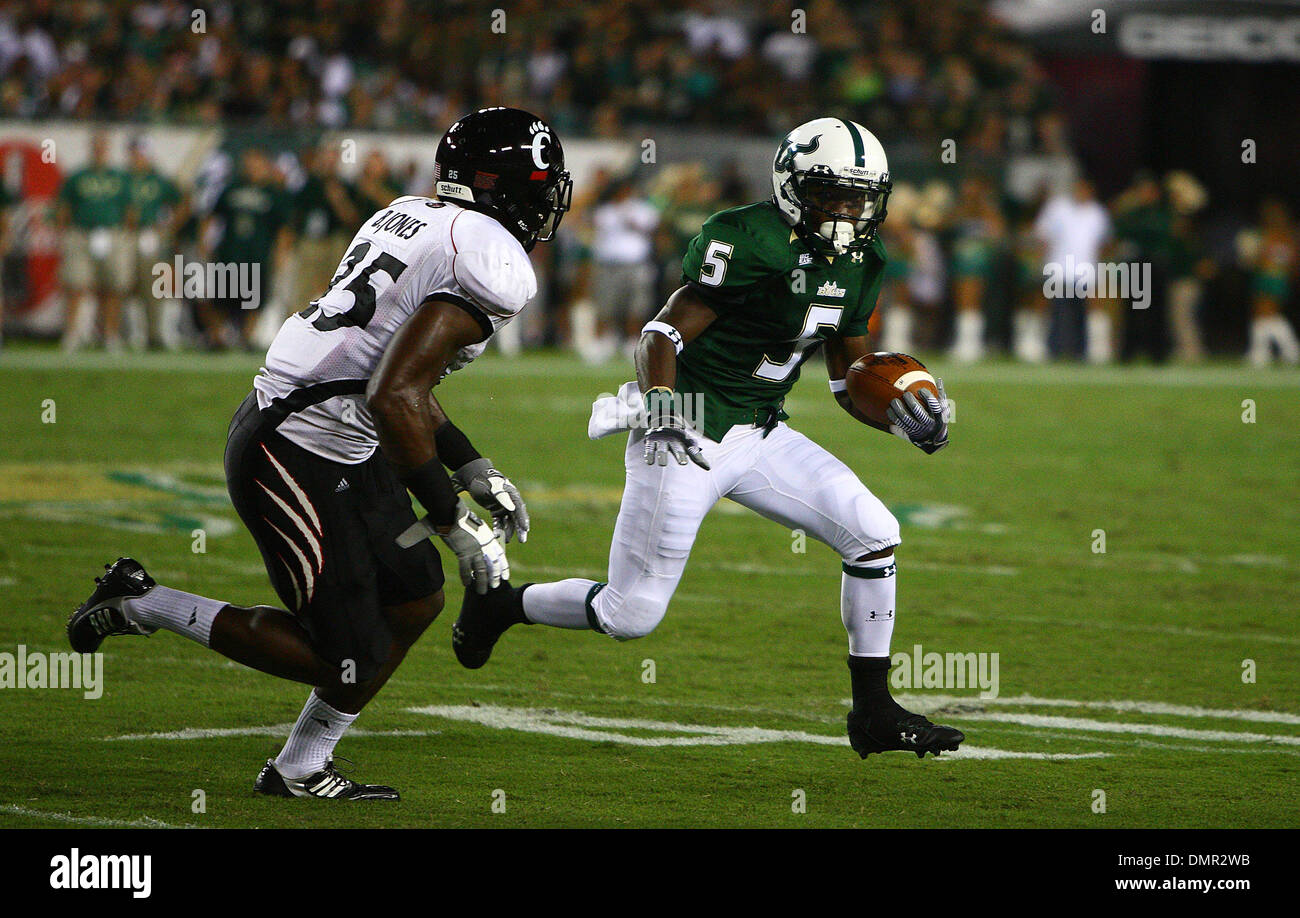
[642,321,684,354]
[829,378,847,394]
[434,420,482,470]
[397,456,460,528]
[643,386,677,428]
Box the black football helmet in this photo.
[434,107,572,251]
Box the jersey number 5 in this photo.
[298,241,408,331]
[697,240,734,287]
[753,304,843,381]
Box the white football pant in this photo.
[586,422,900,644]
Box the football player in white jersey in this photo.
[67,108,572,799]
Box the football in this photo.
[844,352,939,427]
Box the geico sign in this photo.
[1119,14,1300,61]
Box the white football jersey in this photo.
[253,197,536,463]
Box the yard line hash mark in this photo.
[406,704,1108,761]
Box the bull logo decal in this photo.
[774,134,821,173]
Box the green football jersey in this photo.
[212,180,290,264]
[59,167,131,229]
[129,169,181,226]
[678,202,886,441]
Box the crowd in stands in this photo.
[2,0,1064,156]
[0,0,1295,364]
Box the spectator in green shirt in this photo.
[198,147,292,350]
[291,144,357,315]
[126,136,187,349]
[57,133,132,351]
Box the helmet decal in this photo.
[774,134,821,174]
[528,121,553,170]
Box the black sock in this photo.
[847,655,895,712]
[509,583,534,625]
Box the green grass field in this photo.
[1,345,1297,828]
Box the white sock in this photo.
[952,310,985,361]
[1266,315,1300,364]
[274,692,357,779]
[122,586,226,647]
[522,579,598,629]
[1086,310,1113,364]
[841,556,897,657]
[1014,309,1047,363]
[882,305,913,353]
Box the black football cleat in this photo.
[253,759,399,801]
[847,703,965,759]
[67,557,157,653]
[452,580,527,669]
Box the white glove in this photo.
[452,458,530,543]
[887,378,949,454]
[642,387,711,470]
[437,501,509,595]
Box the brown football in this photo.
[845,352,938,427]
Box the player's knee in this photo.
[844,496,900,560]
[600,591,668,641]
[385,591,444,643]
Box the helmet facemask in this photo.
[532,172,573,245]
[791,171,890,254]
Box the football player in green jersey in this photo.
[456,119,963,759]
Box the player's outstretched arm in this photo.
[635,286,718,469]
[367,297,508,593]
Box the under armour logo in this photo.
[850,251,865,263]
[901,731,918,744]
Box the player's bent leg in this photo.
[319,591,445,714]
[728,424,963,758]
[457,429,717,666]
[68,557,342,685]
[257,590,444,801]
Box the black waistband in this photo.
[257,378,370,429]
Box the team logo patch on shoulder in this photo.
[816,280,847,298]
[798,253,813,266]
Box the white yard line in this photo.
[104,725,441,741]
[0,804,192,829]
[895,693,1300,725]
[955,712,1300,746]
[405,704,1107,760]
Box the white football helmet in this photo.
[771,117,891,254]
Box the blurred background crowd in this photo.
[0,0,1297,365]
